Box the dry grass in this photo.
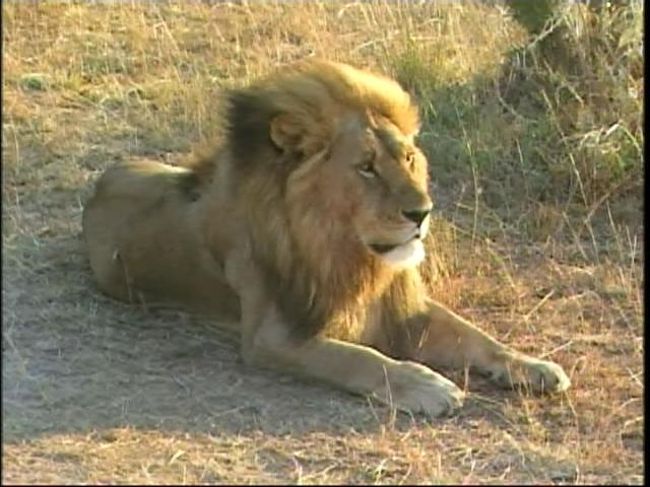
[2,1,643,484]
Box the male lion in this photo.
[83,59,570,417]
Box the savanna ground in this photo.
[1,1,643,484]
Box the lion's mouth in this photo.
[369,243,399,254]
[366,235,425,269]
[368,234,420,255]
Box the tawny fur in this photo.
[83,59,570,417]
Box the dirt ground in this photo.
[3,232,643,483]
[2,2,643,484]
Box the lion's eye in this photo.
[357,153,377,179]
[358,163,376,178]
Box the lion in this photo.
[82,59,570,417]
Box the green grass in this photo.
[387,1,643,243]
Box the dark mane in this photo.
[199,59,423,339]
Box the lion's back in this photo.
[82,159,239,318]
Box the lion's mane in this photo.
[190,60,425,341]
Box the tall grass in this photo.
[386,1,643,241]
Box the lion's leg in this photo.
[243,312,464,417]
[407,300,570,393]
[224,246,463,417]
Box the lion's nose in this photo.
[401,207,432,226]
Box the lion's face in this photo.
[289,112,432,269]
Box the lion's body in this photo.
[83,159,240,321]
[83,60,570,416]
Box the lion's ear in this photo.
[269,114,305,152]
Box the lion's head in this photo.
[220,59,432,337]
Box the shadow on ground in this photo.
[3,228,527,445]
[2,53,590,447]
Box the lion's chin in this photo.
[371,239,425,269]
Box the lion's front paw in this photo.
[492,355,571,394]
[373,361,465,417]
